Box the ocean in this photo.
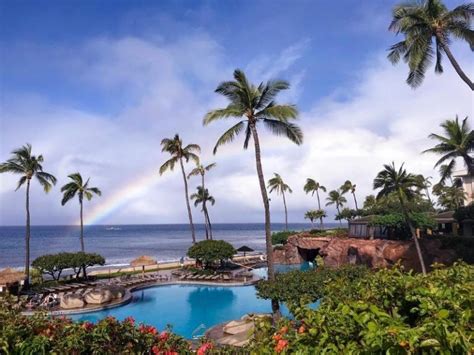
[0,223,339,269]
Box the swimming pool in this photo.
[71,263,314,338]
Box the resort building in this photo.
[453,169,474,205]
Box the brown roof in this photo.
[130,255,157,267]
[0,268,26,285]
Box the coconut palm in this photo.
[373,162,427,274]
[424,116,474,176]
[415,174,434,207]
[267,173,293,231]
[61,173,101,252]
[341,180,359,211]
[325,190,347,225]
[203,69,303,303]
[0,144,57,285]
[304,209,326,228]
[433,182,466,209]
[190,186,215,240]
[188,162,216,239]
[159,134,200,244]
[388,0,474,90]
[303,178,327,228]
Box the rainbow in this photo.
[81,168,161,225]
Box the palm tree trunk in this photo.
[398,194,427,275]
[25,179,31,287]
[352,192,359,211]
[249,123,279,316]
[80,199,85,252]
[437,35,474,90]
[205,206,213,240]
[282,190,288,231]
[316,191,324,229]
[337,206,342,226]
[179,157,196,244]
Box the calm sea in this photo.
[0,223,339,269]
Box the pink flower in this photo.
[124,316,135,326]
[275,339,288,353]
[159,331,169,342]
[197,342,213,355]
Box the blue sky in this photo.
[0,0,472,225]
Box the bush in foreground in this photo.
[187,240,236,268]
[250,262,474,353]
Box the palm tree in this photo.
[325,190,347,225]
[415,174,434,207]
[190,186,215,240]
[423,116,474,175]
[188,162,216,239]
[159,134,200,244]
[373,162,427,274]
[203,69,303,302]
[267,173,293,230]
[433,182,466,209]
[303,178,327,228]
[341,180,359,211]
[304,209,326,228]
[388,0,474,90]
[0,144,57,285]
[61,173,101,252]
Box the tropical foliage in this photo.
[424,116,474,179]
[304,209,326,228]
[160,134,201,243]
[341,180,359,210]
[204,69,303,293]
[373,162,427,274]
[369,213,437,239]
[326,190,347,225]
[268,173,292,230]
[187,240,235,268]
[61,173,101,252]
[0,144,57,285]
[251,262,474,354]
[32,252,105,281]
[190,186,215,240]
[388,0,474,90]
[0,298,190,354]
[271,231,297,245]
[335,207,359,223]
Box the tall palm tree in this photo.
[325,190,347,225]
[159,134,200,244]
[61,173,101,252]
[433,182,466,210]
[303,178,327,228]
[388,0,474,90]
[190,186,215,240]
[373,162,427,275]
[188,162,216,239]
[423,116,474,175]
[341,180,359,211]
[304,209,326,229]
[267,173,293,231]
[0,144,57,285]
[204,69,303,314]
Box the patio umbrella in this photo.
[130,256,157,277]
[236,246,254,257]
[0,268,26,292]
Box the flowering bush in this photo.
[0,299,190,354]
[250,262,474,354]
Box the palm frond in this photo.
[262,119,303,145]
[159,157,178,175]
[213,121,246,154]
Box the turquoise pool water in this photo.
[70,263,314,338]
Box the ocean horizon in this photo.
[0,223,342,268]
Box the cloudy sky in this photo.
[0,0,472,226]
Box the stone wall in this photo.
[273,233,459,272]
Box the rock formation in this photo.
[60,294,85,309]
[273,233,458,272]
[83,287,113,304]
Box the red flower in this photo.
[197,342,213,355]
[279,326,288,334]
[272,334,282,342]
[275,339,288,353]
[159,331,169,342]
[124,316,135,326]
[151,345,161,354]
[81,321,94,331]
[298,325,306,334]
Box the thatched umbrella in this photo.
[236,245,254,257]
[0,268,26,293]
[130,256,157,277]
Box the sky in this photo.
[0,0,473,226]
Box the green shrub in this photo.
[271,231,297,245]
[187,240,235,268]
[309,228,348,237]
[249,262,474,354]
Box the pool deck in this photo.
[22,277,261,316]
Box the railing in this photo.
[191,323,207,339]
